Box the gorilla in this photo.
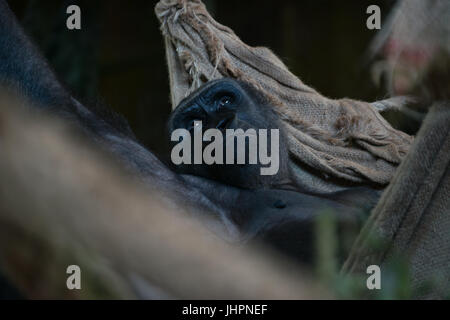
[0,0,379,268]
[168,79,290,190]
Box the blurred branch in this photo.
[0,94,329,299]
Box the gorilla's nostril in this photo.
[216,116,234,130]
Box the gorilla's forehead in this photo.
[174,78,245,111]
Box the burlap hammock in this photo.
[155,0,413,194]
[155,0,450,298]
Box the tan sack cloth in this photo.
[343,0,450,299]
[155,0,413,192]
[342,102,450,299]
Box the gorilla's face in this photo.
[167,78,290,189]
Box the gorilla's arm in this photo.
[0,0,236,231]
[0,0,72,111]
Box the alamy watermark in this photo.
[170,121,280,176]
[66,265,81,290]
[366,265,381,290]
[66,5,81,30]
[366,5,381,30]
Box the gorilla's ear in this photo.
[371,96,416,112]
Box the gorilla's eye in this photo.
[217,95,233,109]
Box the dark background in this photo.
[7,0,397,156]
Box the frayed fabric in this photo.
[155,0,413,189]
